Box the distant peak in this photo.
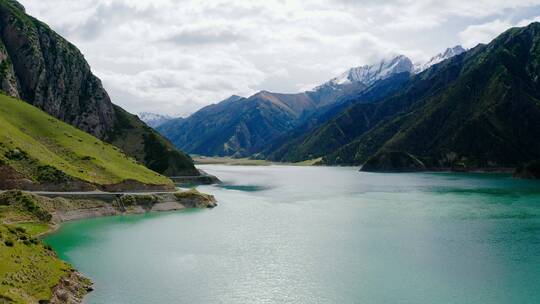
[442,45,466,57]
[138,112,174,128]
[223,95,244,102]
[414,45,466,73]
[315,54,413,91]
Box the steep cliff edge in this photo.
[0,0,197,176]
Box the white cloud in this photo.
[20,0,540,116]
[459,16,540,48]
[458,19,513,48]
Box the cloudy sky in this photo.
[21,0,540,116]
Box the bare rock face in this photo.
[0,39,20,97]
[50,271,93,304]
[0,0,197,176]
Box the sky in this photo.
[21,0,540,117]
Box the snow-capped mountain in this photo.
[138,112,175,128]
[414,45,466,73]
[318,55,414,90]
[313,46,466,96]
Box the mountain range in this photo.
[157,23,540,173]
[157,44,467,160]
[267,23,540,172]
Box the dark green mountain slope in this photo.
[157,55,418,159]
[158,92,316,157]
[0,0,197,176]
[318,23,540,170]
[262,72,411,162]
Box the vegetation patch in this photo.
[4,148,28,161]
[114,194,160,208]
[174,189,217,208]
[0,191,52,222]
[36,165,69,183]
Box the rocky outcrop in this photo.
[50,271,93,304]
[172,189,217,208]
[0,0,197,176]
[361,151,426,172]
[0,39,19,98]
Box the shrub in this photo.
[4,239,14,247]
[44,244,53,251]
[36,165,69,183]
[116,194,158,207]
[4,148,28,160]
[116,195,136,207]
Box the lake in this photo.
[44,165,540,303]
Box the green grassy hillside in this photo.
[0,94,172,187]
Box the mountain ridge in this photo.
[314,23,540,171]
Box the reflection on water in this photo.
[45,165,540,304]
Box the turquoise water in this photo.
[45,166,540,304]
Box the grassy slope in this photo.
[0,94,172,186]
[0,224,73,303]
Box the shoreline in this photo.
[0,189,218,303]
[198,160,520,175]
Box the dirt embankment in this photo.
[48,191,217,223]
